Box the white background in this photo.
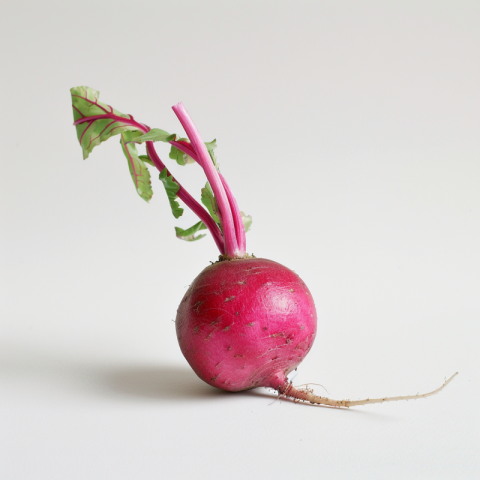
[1,1,479,478]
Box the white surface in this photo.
[1,1,479,479]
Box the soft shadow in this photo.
[0,344,397,416]
[0,344,224,403]
[102,365,226,402]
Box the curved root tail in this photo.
[279,372,458,408]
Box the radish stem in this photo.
[168,140,246,253]
[74,113,225,254]
[172,103,240,258]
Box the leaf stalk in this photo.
[74,113,225,253]
[172,103,243,258]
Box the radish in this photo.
[176,257,317,393]
[71,86,457,407]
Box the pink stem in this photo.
[169,140,246,254]
[218,173,246,254]
[170,141,201,166]
[74,114,225,254]
[74,114,147,131]
[171,103,239,258]
[146,143,225,254]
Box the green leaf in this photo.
[201,182,220,224]
[130,129,176,144]
[205,139,220,170]
[138,154,155,166]
[169,145,185,165]
[175,221,207,241]
[169,138,195,166]
[205,139,217,152]
[71,86,140,159]
[159,169,184,219]
[120,132,153,202]
[241,211,252,233]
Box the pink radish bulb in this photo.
[176,258,317,392]
[70,87,457,407]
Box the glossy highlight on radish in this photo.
[70,86,456,407]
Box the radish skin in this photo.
[176,258,317,391]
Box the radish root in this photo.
[280,372,458,408]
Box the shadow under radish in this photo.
[102,364,227,402]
